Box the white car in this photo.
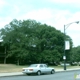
[22,64,55,75]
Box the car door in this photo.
[39,64,46,73]
[44,64,50,73]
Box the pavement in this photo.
[0,68,80,77]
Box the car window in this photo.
[44,64,48,67]
[40,65,43,67]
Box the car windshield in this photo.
[29,64,38,67]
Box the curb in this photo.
[56,68,80,73]
[0,72,23,77]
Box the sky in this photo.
[0,0,80,47]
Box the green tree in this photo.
[70,46,80,64]
[0,19,73,65]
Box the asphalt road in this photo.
[0,70,80,80]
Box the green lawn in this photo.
[51,65,80,69]
[0,64,28,73]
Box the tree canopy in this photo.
[0,19,73,65]
[70,46,80,62]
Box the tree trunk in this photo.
[4,46,6,64]
[17,59,20,65]
[4,57,6,64]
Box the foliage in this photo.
[70,46,80,63]
[0,19,72,65]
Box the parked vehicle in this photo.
[22,64,55,75]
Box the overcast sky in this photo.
[0,0,80,47]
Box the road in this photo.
[0,70,80,80]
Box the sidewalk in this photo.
[0,68,80,77]
[0,72,23,77]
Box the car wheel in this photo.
[37,71,41,75]
[51,70,55,74]
[26,73,31,75]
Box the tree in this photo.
[0,19,73,65]
[70,46,80,65]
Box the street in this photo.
[0,70,80,80]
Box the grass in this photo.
[0,64,80,73]
[52,65,80,69]
[0,64,28,73]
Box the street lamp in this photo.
[63,21,79,70]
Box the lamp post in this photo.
[63,21,79,70]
